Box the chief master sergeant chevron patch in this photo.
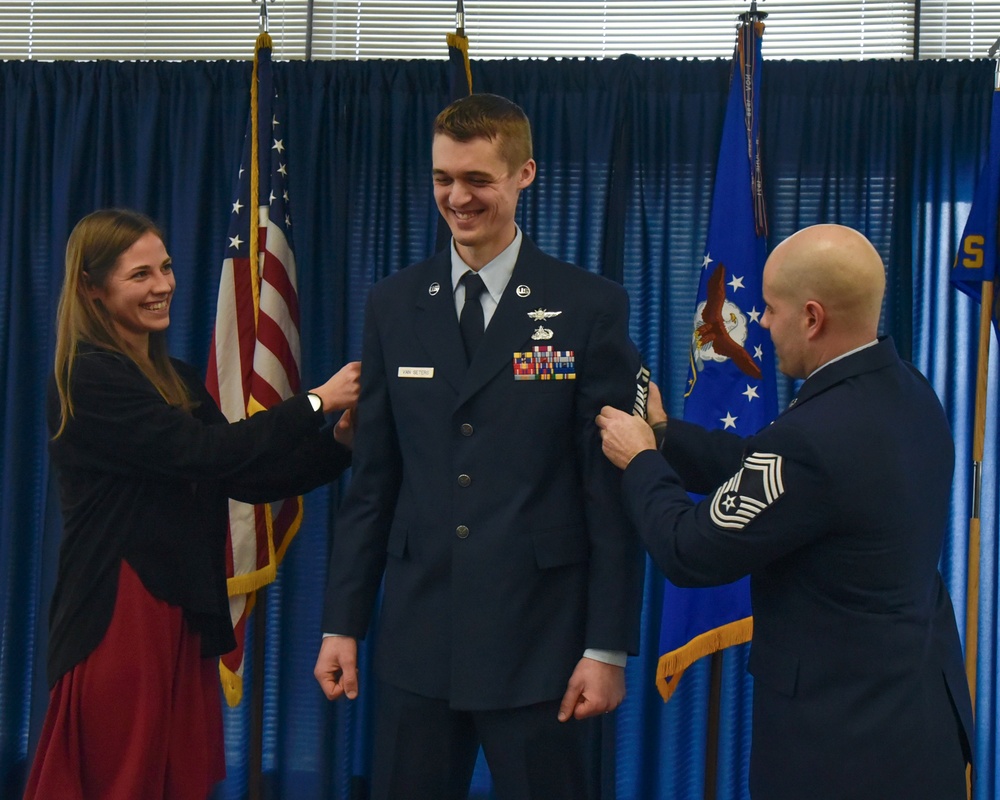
[709,452,785,530]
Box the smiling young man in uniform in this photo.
[314,93,644,799]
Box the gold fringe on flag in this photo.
[656,617,753,702]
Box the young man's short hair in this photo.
[433,93,533,174]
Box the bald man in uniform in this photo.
[597,225,974,799]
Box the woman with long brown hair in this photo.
[25,208,359,799]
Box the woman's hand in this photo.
[310,361,361,413]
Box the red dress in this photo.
[24,560,225,800]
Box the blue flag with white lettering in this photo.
[656,20,778,702]
[952,87,1000,335]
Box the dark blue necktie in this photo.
[459,271,486,362]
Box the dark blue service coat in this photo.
[622,337,973,800]
[323,236,645,710]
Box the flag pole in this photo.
[964,37,1000,709]
[700,6,767,799]
[447,0,472,97]
[964,287,991,704]
[248,8,271,800]
[438,1,473,250]
[253,0,271,34]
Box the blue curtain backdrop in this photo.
[0,56,997,799]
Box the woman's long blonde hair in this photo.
[53,208,192,437]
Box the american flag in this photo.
[205,32,302,707]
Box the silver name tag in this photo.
[398,366,434,379]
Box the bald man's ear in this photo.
[803,299,826,340]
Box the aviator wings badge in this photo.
[528,308,561,340]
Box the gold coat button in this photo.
[456,525,470,539]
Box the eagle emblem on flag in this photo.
[692,263,762,380]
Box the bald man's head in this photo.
[761,225,885,377]
[766,224,885,331]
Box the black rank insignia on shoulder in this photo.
[709,452,785,530]
[633,364,651,417]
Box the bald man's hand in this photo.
[596,406,657,469]
[646,380,667,427]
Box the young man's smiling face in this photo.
[432,133,536,270]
